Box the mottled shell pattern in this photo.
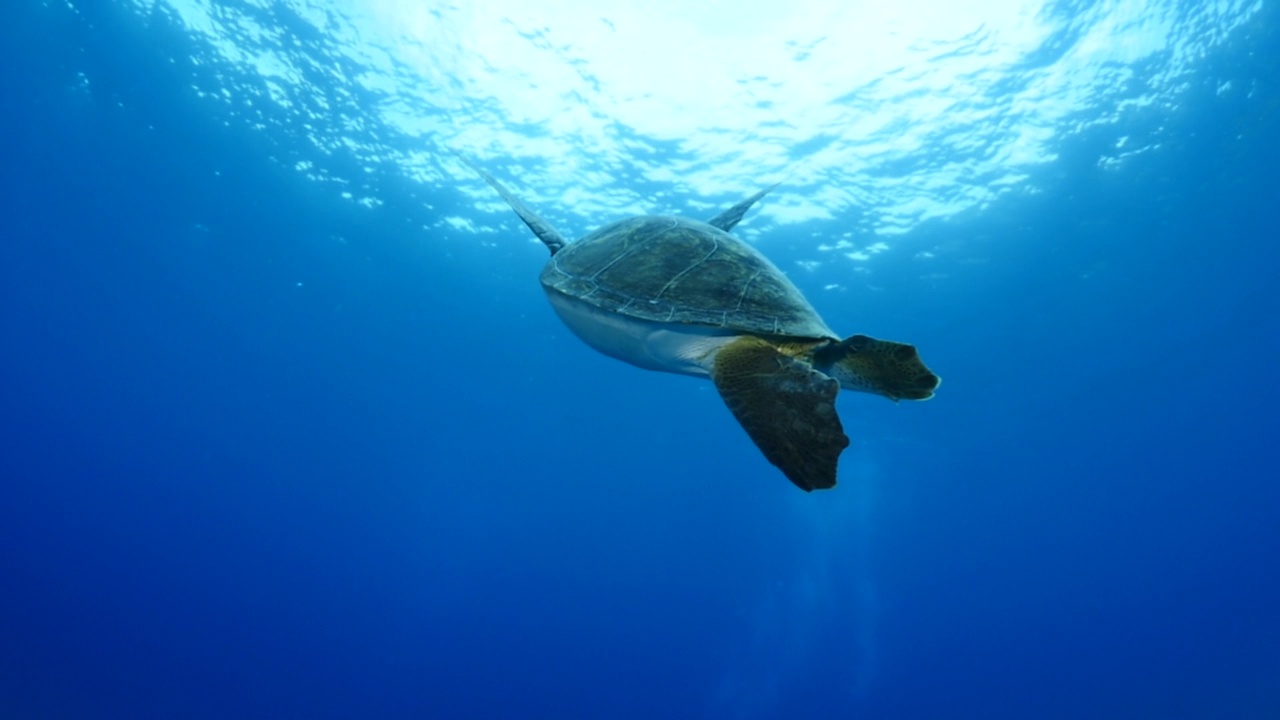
[541,216,836,340]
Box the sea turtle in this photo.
[465,161,940,491]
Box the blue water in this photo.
[3,2,1279,719]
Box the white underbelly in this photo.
[545,290,738,377]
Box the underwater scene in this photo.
[2,1,1278,718]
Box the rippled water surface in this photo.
[124,0,1262,250]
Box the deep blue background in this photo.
[3,3,1278,719]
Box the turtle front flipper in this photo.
[814,335,941,401]
[711,336,849,492]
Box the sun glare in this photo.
[133,0,1261,257]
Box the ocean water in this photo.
[2,1,1278,718]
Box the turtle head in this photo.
[814,334,940,401]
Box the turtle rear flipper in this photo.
[815,335,941,401]
[705,183,779,232]
[456,155,568,255]
[712,336,849,492]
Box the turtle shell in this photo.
[540,216,835,339]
